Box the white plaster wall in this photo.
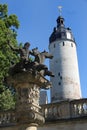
[49,40,82,102]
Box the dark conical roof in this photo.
[49,16,75,44]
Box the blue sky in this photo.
[1,0,87,99]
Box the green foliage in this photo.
[0,4,8,19]
[0,4,20,110]
[0,89,15,111]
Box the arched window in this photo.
[71,43,73,47]
[63,42,65,46]
[54,44,56,48]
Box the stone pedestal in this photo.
[26,126,37,130]
[7,71,51,130]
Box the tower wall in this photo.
[39,91,48,105]
[49,40,82,102]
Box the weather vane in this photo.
[58,6,62,16]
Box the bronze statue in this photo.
[7,41,32,73]
[8,41,31,65]
[31,48,54,77]
[7,41,54,77]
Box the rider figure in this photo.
[8,41,54,77]
[8,41,32,69]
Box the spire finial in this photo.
[58,6,62,16]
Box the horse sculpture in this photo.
[8,45,54,77]
[29,48,54,77]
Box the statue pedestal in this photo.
[7,71,51,130]
[26,126,37,130]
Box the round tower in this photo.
[49,15,82,103]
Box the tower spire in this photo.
[58,6,62,16]
[57,6,64,27]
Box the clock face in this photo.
[67,32,71,39]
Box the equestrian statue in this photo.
[7,41,54,77]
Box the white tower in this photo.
[49,11,82,103]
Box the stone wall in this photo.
[1,118,87,130]
[38,119,87,130]
[0,126,18,130]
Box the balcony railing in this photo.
[0,98,87,126]
[0,110,16,127]
[41,98,87,121]
[70,98,87,118]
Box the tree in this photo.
[0,89,16,111]
[0,4,20,110]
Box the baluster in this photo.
[53,106,57,118]
[44,107,47,118]
[72,103,77,117]
[0,114,2,124]
[83,103,87,114]
[57,105,61,118]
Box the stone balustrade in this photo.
[41,100,70,120]
[0,110,16,127]
[0,98,87,127]
[41,98,87,121]
[70,98,87,118]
